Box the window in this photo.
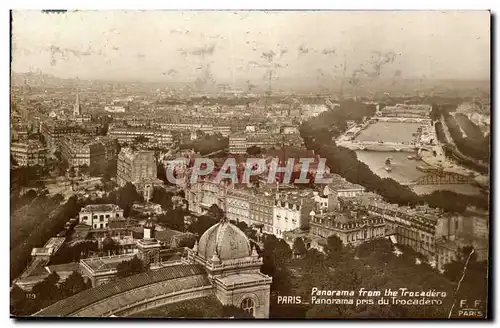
[241,298,255,316]
[106,214,110,218]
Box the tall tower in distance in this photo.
[73,91,81,117]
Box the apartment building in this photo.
[367,201,445,259]
[272,190,316,238]
[225,188,274,234]
[108,126,173,147]
[309,205,386,246]
[117,148,158,187]
[60,136,118,173]
[10,140,47,167]
[79,204,124,229]
[185,179,228,214]
[40,121,83,149]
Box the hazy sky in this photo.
[12,10,490,84]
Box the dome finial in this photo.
[211,250,221,264]
[251,245,259,258]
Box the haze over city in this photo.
[12,10,490,85]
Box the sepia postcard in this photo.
[10,10,491,319]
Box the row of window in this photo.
[313,218,383,230]
[275,215,297,224]
[82,213,121,221]
[311,227,384,241]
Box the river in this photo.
[355,150,483,196]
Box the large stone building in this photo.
[60,136,118,173]
[40,121,98,150]
[228,133,304,154]
[225,188,274,234]
[79,204,125,229]
[228,135,247,154]
[309,203,386,246]
[35,220,272,318]
[10,140,47,167]
[117,148,162,199]
[108,126,174,147]
[272,190,315,238]
[186,179,228,214]
[367,201,444,259]
[154,122,231,137]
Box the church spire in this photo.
[73,89,81,116]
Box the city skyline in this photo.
[12,10,490,85]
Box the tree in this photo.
[246,145,262,156]
[10,285,26,315]
[151,187,173,211]
[157,162,167,182]
[79,164,90,176]
[59,271,89,297]
[293,237,307,258]
[32,272,62,308]
[177,234,196,248]
[187,215,217,237]
[443,246,478,282]
[134,135,149,144]
[236,220,249,232]
[158,208,185,231]
[54,150,62,161]
[102,235,119,255]
[10,154,18,166]
[116,256,146,278]
[325,235,343,259]
[52,193,65,204]
[356,238,393,264]
[116,183,143,217]
[207,204,225,221]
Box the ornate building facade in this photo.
[35,220,272,318]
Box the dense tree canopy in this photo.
[157,208,186,231]
[116,256,147,278]
[293,237,307,257]
[11,195,82,280]
[246,145,262,156]
[151,187,174,211]
[180,134,229,155]
[187,215,218,237]
[108,182,143,217]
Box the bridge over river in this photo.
[402,170,475,186]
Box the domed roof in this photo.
[197,220,252,261]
